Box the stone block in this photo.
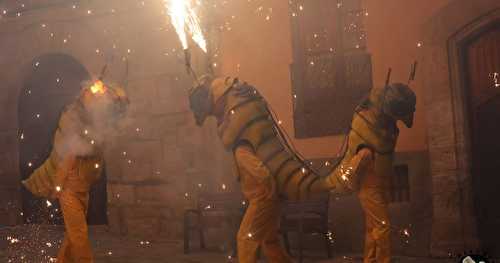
[155,75,175,100]
[134,184,177,206]
[124,216,161,238]
[125,78,157,102]
[156,75,189,101]
[107,205,125,235]
[428,145,457,173]
[153,113,189,140]
[430,219,467,256]
[127,98,153,118]
[431,171,458,188]
[161,145,186,172]
[178,124,202,142]
[122,206,163,238]
[127,140,163,170]
[118,140,162,182]
[159,218,183,239]
[120,159,153,183]
[123,116,160,141]
[159,207,175,219]
[152,76,190,115]
[103,160,123,182]
[421,46,451,102]
[430,191,462,220]
[107,183,136,205]
[425,103,455,143]
[160,130,178,148]
[123,206,163,219]
[151,98,188,116]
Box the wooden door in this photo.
[465,24,500,256]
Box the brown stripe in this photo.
[306,176,321,197]
[256,133,276,150]
[296,170,312,199]
[263,146,284,165]
[282,166,303,191]
[274,157,294,178]
[222,114,269,149]
[350,128,394,155]
[226,97,262,119]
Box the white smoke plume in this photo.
[53,80,130,160]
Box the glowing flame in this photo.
[403,228,410,237]
[90,80,106,95]
[165,0,207,52]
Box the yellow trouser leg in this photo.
[237,199,293,263]
[359,188,391,263]
[57,191,93,263]
[57,237,73,263]
[363,213,376,263]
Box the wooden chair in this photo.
[183,192,247,255]
[280,194,332,263]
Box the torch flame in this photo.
[90,80,106,95]
[165,0,207,53]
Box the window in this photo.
[391,164,410,203]
[289,0,372,138]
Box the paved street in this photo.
[1,226,455,263]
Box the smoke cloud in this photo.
[53,80,130,160]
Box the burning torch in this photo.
[89,64,109,95]
[164,0,208,84]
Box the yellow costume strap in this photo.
[350,111,397,156]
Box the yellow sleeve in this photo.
[234,145,271,182]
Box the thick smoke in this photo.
[54,80,130,160]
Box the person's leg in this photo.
[361,209,376,263]
[373,206,390,263]
[58,191,93,263]
[260,201,293,263]
[237,202,260,263]
[359,188,391,263]
[56,236,73,263]
[262,236,293,263]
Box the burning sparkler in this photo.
[164,0,207,78]
[165,0,206,52]
[492,72,499,88]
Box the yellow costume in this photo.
[22,81,128,263]
[235,145,292,263]
[343,84,416,263]
[189,76,372,262]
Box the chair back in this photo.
[197,192,246,212]
[283,193,330,216]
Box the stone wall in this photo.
[327,151,433,256]
[0,0,234,240]
[419,0,500,256]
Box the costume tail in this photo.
[256,135,371,201]
[22,151,59,198]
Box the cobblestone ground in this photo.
[1,226,454,263]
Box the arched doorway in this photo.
[464,24,500,256]
[18,53,108,225]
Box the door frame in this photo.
[448,9,500,251]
